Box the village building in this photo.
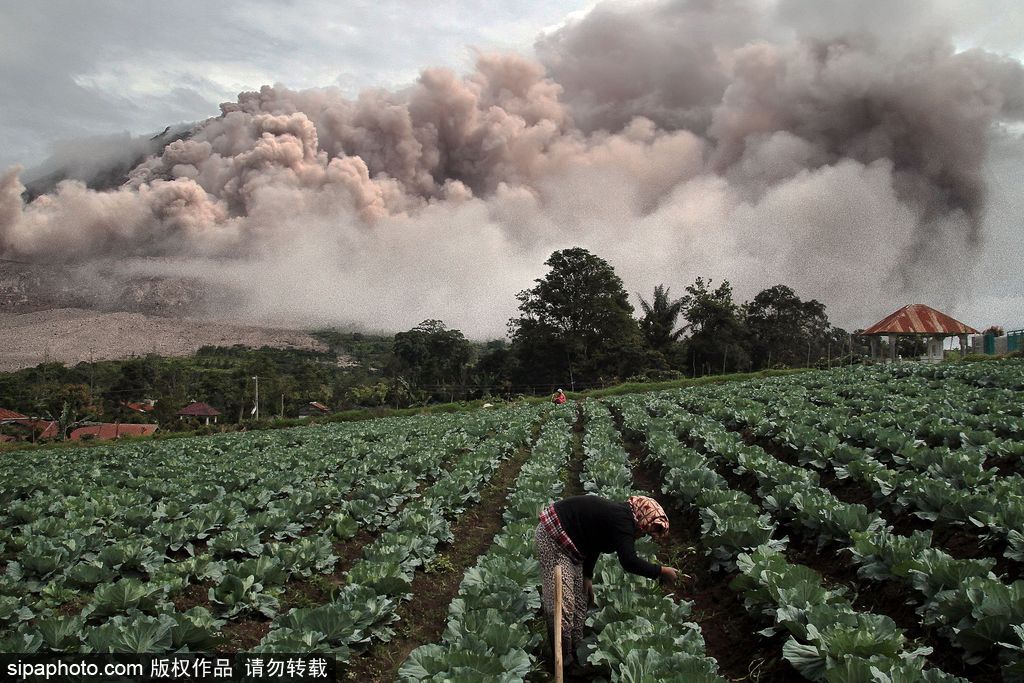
[0,407,27,422]
[0,407,58,442]
[297,401,332,418]
[123,399,157,414]
[69,423,158,441]
[0,408,24,443]
[862,304,977,363]
[176,401,221,425]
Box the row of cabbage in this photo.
[398,403,576,681]
[717,363,1024,457]
[2,420,417,651]
[612,395,967,683]
[253,403,541,667]
[0,408,518,653]
[677,410,1022,672]
[658,393,1024,680]
[679,374,1024,564]
[577,400,725,683]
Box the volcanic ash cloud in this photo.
[2,0,1023,336]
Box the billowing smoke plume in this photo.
[3,0,1023,336]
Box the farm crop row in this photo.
[398,403,576,681]
[576,400,723,682]
[674,365,1024,572]
[255,403,539,664]
[0,406,535,655]
[2,361,1021,683]
[618,363,1024,681]
[399,398,725,682]
[613,394,969,682]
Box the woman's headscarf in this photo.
[628,495,669,535]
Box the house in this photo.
[862,304,977,363]
[297,401,332,418]
[1,408,58,441]
[69,423,158,441]
[0,408,28,422]
[176,401,221,425]
[21,420,58,440]
[971,328,1023,355]
[123,399,157,414]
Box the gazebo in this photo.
[176,401,221,425]
[862,304,978,363]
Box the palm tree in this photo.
[638,285,686,353]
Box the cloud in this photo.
[0,0,596,170]
[2,0,1023,336]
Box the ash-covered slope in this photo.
[0,308,329,372]
[0,259,229,316]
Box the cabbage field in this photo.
[1,360,1023,682]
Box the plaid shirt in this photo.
[539,503,585,563]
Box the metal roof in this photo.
[176,401,221,417]
[70,424,158,441]
[862,304,978,336]
[0,408,28,421]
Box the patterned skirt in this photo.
[534,523,587,664]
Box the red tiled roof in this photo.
[0,408,28,421]
[310,402,330,413]
[177,402,221,417]
[70,424,158,441]
[125,401,155,413]
[863,304,978,336]
[12,420,58,439]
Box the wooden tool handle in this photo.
[554,564,563,682]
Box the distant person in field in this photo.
[535,495,679,670]
[552,388,567,404]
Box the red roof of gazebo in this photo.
[176,401,221,417]
[863,304,978,336]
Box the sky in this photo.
[0,0,595,172]
[1,0,1022,338]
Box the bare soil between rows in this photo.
[744,428,1021,583]
[621,432,798,682]
[717,431,1004,682]
[341,441,536,682]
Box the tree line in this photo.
[395,247,855,402]
[0,247,860,432]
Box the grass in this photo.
[576,368,808,399]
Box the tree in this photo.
[56,401,93,440]
[473,340,514,398]
[48,383,96,419]
[638,284,686,355]
[679,277,749,375]
[509,248,643,388]
[392,320,472,401]
[743,285,833,369]
[103,357,158,416]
